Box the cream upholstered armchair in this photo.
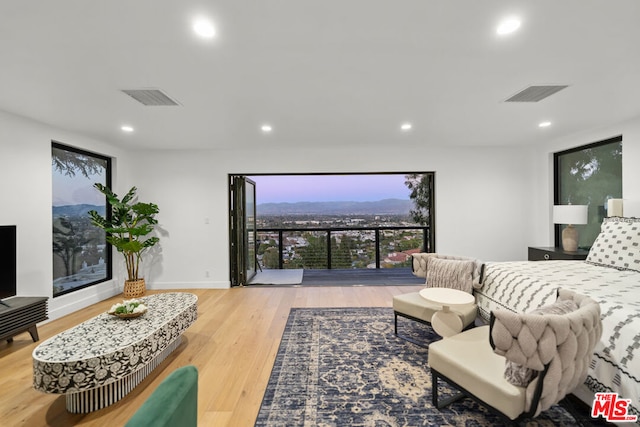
[428,289,602,424]
[392,253,484,346]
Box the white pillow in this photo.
[586,217,640,272]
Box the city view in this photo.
[256,214,425,270]
[250,174,433,270]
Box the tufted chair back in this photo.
[490,289,602,417]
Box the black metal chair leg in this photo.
[432,369,465,409]
[394,312,398,335]
[393,311,435,348]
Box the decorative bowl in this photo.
[107,298,148,318]
[109,309,147,319]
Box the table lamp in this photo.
[607,198,623,217]
[553,205,588,252]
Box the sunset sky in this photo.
[249,174,412,204]
[52,167,106,207]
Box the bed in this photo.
[475,215,640,423]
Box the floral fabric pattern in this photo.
[33,292,197,394]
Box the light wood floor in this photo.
[0,285,422,427]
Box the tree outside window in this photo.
[554,136,622,249]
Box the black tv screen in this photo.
[0,225,17,300]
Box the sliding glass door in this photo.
[229,176,257,286]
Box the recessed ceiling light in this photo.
[193,18,216,39]
[496,18,521,35]
[261,124,272,133]
[538,121,552,128]
[121,125,134,133]
[401,123,412,131]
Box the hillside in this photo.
[257,199,411,215]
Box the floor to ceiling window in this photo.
[51,142,112,297]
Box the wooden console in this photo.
[0,296,48,343]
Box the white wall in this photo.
[126,150,226,289]
[129,144,535,290]
[3,105,637,321]
[528,115,640,247]
[0,110,130,320]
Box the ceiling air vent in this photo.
[121,89,181,106]
[504,85,569,102]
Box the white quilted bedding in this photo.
[476,260,640,421]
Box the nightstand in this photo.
[528,246,589,261]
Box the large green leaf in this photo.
[87,183,160,279]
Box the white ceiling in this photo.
[1,1,639,150]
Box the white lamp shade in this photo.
[607,199,624,217]
[553,205,588,225]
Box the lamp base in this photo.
[561,225,579,252]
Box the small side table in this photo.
[528,246,589,261]
[419,288,475,337]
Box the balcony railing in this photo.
[256,225,430,270]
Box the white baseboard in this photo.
[47,280,121,322]
[42,280,229,322]
[148,280,230,290]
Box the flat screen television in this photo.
[0,225,17,301]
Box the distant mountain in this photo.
[257,199,412,215]
[52,204,105,218]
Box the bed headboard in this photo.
[625,199,640,217]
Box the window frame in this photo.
[553,135,623,249]
[52,141,113,297]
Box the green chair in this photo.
[125,365,198,427]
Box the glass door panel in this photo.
[245,178,257,282]
[229,176,257,286]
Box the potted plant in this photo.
[88,184,160,297]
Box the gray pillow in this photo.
[503,299,579,387]
[425,257,475,294]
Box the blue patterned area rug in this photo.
[255,307,603,427]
